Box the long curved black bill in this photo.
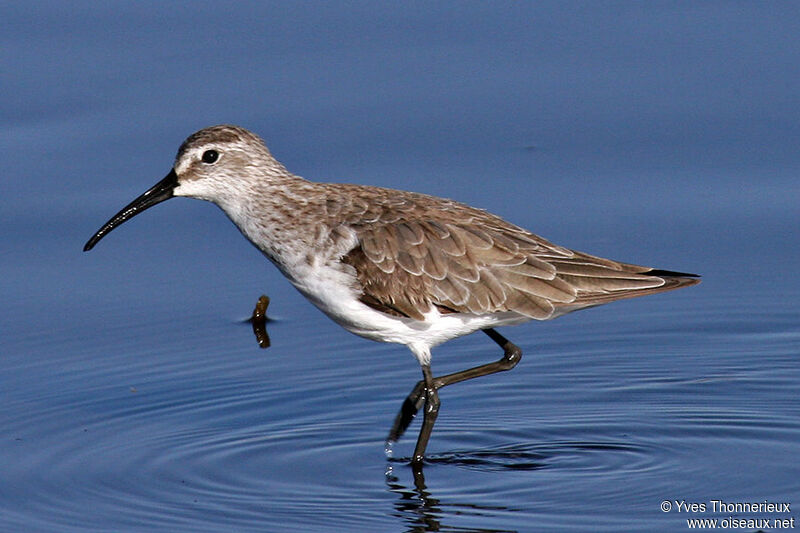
[83,169,178,251]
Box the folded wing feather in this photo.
[334,187,699,321]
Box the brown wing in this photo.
[333,187,699,321]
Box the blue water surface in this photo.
[2,3,799,532]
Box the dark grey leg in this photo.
[411,364,439,466]
[389,328,523,455]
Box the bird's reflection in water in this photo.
[386,443,564,533]
[385,466,445,533]
[385,462,518,533]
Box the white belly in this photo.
[284,260,530,364]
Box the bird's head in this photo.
[84,125,285,251]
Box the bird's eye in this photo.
[201,150,219,164]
